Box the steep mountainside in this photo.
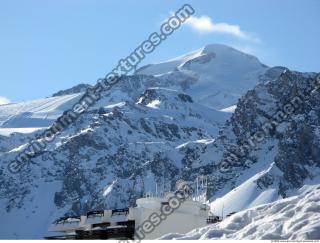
[0,45,319,239]
[0,78,229,238]
[204,68,320,215]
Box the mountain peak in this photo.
[201,43,264,65]
[136,43,267,77]
[135,44,268,109]
[201,43,234,53]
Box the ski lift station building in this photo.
[46,192,212,240]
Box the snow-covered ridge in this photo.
[0,43,267,134]
[52,84,91,97]
[136,44,268,109]
[136,44,266,76]
[160,186,320,240]
[210,162,283,217]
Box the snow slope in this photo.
[0,127,44,137]
[210,162,282,217]
[135,48,204,76]
[136,44,268,109]
[160,186,320,240]
[0,93,82,135]
[210,161,320,218]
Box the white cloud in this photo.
[0,96,10,105]
[185,15,254,40]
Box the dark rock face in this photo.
[213,69,320,197]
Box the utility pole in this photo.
[155,182,158,197]
[221,203,224,219]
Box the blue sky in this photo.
[0,0,319,103]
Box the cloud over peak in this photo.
[185,15,254,40]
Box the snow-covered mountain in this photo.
[0,82,229,238]
[0,44,319,239]
[136,44,268,109]
[0,44,266,136]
